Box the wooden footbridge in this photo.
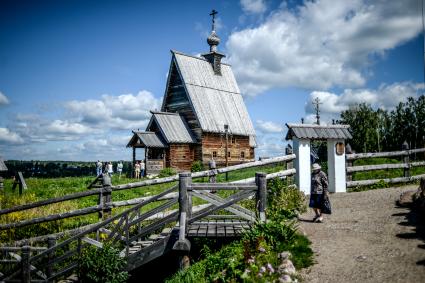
[0,155,296,282]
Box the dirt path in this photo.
[298,185,425,283]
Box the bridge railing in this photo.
[0,154,295,238]
[0,184,180,282]
[346,144,425,188]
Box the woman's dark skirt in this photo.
[309,193,324,209]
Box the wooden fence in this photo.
[346,144,425,188]
[0,154,295,236]
[0,169,294,282]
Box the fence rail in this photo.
[346,144,425,188]
[0,154,295,233]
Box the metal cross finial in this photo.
[312,97,322,125]
[210,9,218,31]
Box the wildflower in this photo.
[266,263,275,273]
[259,266,266,273]
[247,256,255,264]
[258,246,266,253]
[257,273,263,278]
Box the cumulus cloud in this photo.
[0,128,24,144]
[305,81,424,118]
[0,92,9,105]
[240,0,267,14]
[46,120,93,135]
[256,120,283,133]
[65,90,159,130]
[227,0,421,96]
[255,135,286,157]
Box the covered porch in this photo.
[127,131,168,176]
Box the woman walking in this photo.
[310,163,329,223]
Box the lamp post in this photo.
[224,124,229,181]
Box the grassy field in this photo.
[0,163,286,242]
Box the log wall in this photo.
[166,144,195,171]
[200,133,255,166]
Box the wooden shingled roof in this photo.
[148,111,197,144]
[127,131,167,148]
[0,157,8,171]
[285,123,352,140]
[163,50,256,138]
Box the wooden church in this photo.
[127,12,256,174]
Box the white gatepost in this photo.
[293,137,311,195]
[327,139,347,193]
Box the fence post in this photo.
[402,141,410,178]
[345,143,353,182]
[256,172,267,223]
[21,245,31,283]
[47,236,56,280]
[173,172,191,267]
[285,145,294,184]
[208,159,217,183]
[101,174,112,220]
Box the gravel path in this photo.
[298,185,425,283]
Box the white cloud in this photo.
[227,0,421,96]
[0,92,9,105]
[255,135,286,157]
[305,81,424,118]
[0,128,24,144]
[256,120,283,133]
[240,0,267,14]
[65,90,159,130]
[46,120,93,135]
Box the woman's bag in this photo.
[321,193,332,214]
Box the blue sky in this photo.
[0,0,423,161]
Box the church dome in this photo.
[207,31,220,48]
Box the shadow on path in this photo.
[394,191,425,266]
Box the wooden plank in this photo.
[189,183,257,190]
[346,150,408,160]
[346,163,408,173]
[411,161,425,167]
[126,235,173,271]
[0,205,102,230]
[0,188,101,216]
[17,172,27,190]
[111,192,178,208]
[230,168,296,184]
[82,237,103,248]
[347,173,425,187]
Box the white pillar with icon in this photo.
[327,139,347,193]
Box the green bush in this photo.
[191,161,204,172]
[267,178,307,220]
[158,167,177,178]
[78,244,129,283]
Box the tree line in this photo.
[339,95,425,153]
[3,160,133,178]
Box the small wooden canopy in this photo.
[127,131,167,148]
[0,157,7,172]
[285,123,352,140]
[148,111,197,144]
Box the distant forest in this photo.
[3,160,133,178]
[339,95,425,153]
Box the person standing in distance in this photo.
[309,163,329,223]
[96,160,102,176]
